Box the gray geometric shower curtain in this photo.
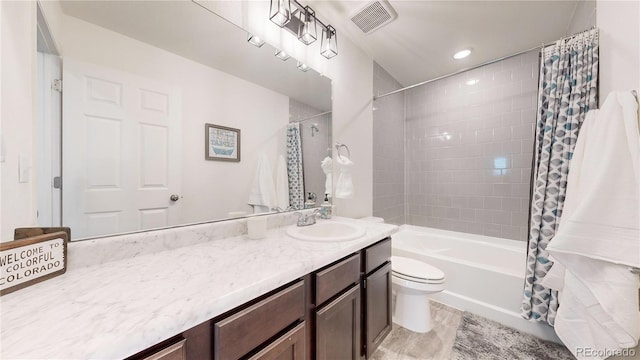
[286,123,305,210]
[521,29,599,326]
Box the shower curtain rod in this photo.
[374,27,597,100]
[292,111,332,123]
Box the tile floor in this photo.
[370,301,464,360]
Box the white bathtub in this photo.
[392,225,560,343]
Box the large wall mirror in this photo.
[37,1,332,240]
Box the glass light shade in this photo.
[297,6,317,45]
[275,49,291,61]
[247,33,265,48]
[270,0,291,27]
[320,25,338,59]
[297,61,310,72]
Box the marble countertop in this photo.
[0,217,397,359]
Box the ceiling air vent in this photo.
[349,0,397,34]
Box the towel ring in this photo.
[335,142,350,159]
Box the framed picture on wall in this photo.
[205,124,241,162]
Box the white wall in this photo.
[566,0,596,35]
[60,15,290,223]
[198,1,374,218]
[0,1,37,242]
[597,0,640,102]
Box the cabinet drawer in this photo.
[248,322,306,360]
[142,339,186,360]
[364,238,391,274]
[214,280,305,360]
[315,253,360,305]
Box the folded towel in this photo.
[321,156,333,197]
[275,154,289,209]
[248,152,277,214]
[335,155,354,199]
[542,91,640,359]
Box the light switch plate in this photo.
[19,155,31,183]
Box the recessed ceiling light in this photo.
[453,49,472,60]
[465,79,480,86]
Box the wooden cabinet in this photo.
[364,262,392,358]
[315,285,361,360]
[248,323,306,360]
[214,281,305,360]
[362,238,392,357]
[141,339,186,360]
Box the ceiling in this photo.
[59,1,332,111]
[312,0,580,87]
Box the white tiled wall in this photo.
[372,63,405,225]
[403,51,539,240]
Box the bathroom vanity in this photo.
[0,217,396,359]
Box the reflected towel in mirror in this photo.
[321,156,333,197]
[248,152,277,213]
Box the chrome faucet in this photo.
[294,209,322,227]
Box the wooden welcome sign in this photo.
[0,230,68,296]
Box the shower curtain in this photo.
[286,123,305,210]
[520,29,599,326]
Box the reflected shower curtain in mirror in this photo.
[521,29,598,326]
[287,123,305,210]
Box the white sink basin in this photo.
[286,221,366,242]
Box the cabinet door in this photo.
[316,284,361,360]
[248,323,306,360]
[365,262,392,358]
[142,339,186,360]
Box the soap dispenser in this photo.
[320,193,332,219]
[304,192,317,209]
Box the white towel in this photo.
[542,91,640,359]
[248,152,277,214]
[335,155,354,199]
[275,154,289,210]
[321,156,333,197]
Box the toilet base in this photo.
[392,287,433,333]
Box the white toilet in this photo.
[391,255,445,333]
[358,217,446,333]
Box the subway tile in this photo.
[452,197,467,208]
[484,197,502,210]
[502,225,524,241]
[493,183,512,196]
[503,140,522,154]
[512,123,534,139]
[467,196,484,209]
[511,212,528,227]
[460,208,476,221]
[493,211,513,226]
[476,129,494,143]
[484,223,503,237]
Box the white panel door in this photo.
[63,58,182,238]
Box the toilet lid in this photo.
[391,256,445,282]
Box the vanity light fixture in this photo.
[269,0,338,58]
[270,0,292,27]
[297,6,317,45]
[297,61,311,72]
[275,49,291,61]
[247,33,265,48]
[453,49,472,59]
[320,25,338,59]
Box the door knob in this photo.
[170,194,180,202]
